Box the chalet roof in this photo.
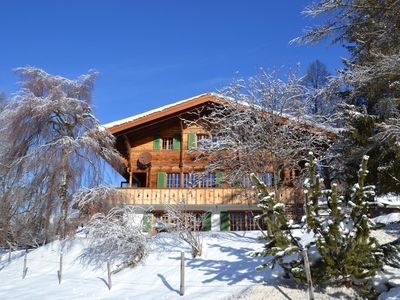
[104,92,339,137]
[104,93,223,134]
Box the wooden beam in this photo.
[179,119,184,187]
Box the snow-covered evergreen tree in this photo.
[305,152,381,293]
[249,173,305,282]
[251,153,385,296]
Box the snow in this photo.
[373,213,400,225]
[0,231,273,300]
[1,228,399,299]
[103,93,221,129]
[375,194,400,208]
[233,284,358,300]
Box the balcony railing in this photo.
[111,188,257,206]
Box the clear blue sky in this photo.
[0,0,346,125]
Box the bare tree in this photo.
[302,59,331,114]
[160,199,204,258]
[185,68,336,202]
[0,67,122,245]
[73,186,128,219]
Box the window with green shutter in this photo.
[173,134,181,150]
[187,133,196,150]
[220,212,229,231]
[203,212,211,231]
[156,172,166,188]
[153,135,160,150]
[142,214,152,232]
[215,171,224,188]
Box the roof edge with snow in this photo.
[103,93,224,134]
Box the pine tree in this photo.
[251,153,383,295]
[249,173,305,282]
[305,152,381,293]
[294,0,400,195]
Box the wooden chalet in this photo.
[104,93,331,231]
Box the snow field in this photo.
[0,231,274,300]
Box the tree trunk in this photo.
[58,148,70,239]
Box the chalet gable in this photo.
[104,93,223,135]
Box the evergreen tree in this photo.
[249,173,305,281]
[251,153,384,296]
[305,152,381,292]
[294,0,400,195]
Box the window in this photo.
[181,172,217,188]
[247,212,262,231]
[162,137,173,150]
[259,172,274,187]
[183,173,191,188]
[227,211,266,231]
[191,173,199,187]
[166,173,181,188]
[197,134,209,148]
[229,212,246,231]
[241,175,251,188]
[208,173,216,188]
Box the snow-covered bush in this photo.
[81,206,148,271]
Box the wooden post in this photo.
[8,246,11,263]
[128,170,133,188]
[180,251,185,296]
[22,251,28,279]
[58,252,63,284]
[302,249,314,300]
[179,120,184,187]
[107,260,112,290]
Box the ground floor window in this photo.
[152,211,210,232]
[227,211,265,231]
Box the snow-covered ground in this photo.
[0,229,399,300]
[0,231,276,300]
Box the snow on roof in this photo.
[103,92,221,129]
[103,92,339,135]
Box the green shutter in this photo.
[203,212,211,231]
[187,133,196,150]
[153,135,160,150]
[220,212,229,231]
[216,171,224,188]
[173,134,181,150]
[142,214,152,232]
[156,172,166,188]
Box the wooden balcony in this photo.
[111,188,257,206]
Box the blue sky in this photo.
[0,0,347,126]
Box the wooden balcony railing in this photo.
[111,188,257,206]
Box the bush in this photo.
[81,206,148,271]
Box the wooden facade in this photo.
[105,93,326,230]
